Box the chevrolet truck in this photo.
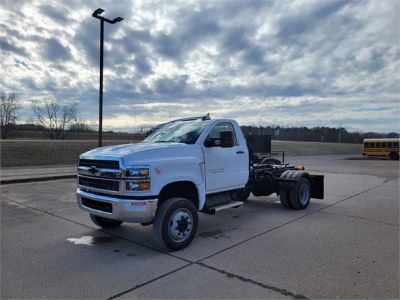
[76,115,324,251]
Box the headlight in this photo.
[126,180,151,191]
[125,165,150,191]
[126,166,150,178]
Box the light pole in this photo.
[92,8,123,147]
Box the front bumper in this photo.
[76,188,158,223]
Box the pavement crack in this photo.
[107,263,193,299]
[0,196,192,264]
[318,210,399,227]
[197,262,308,299]
[197,181,387,263]
[1,178,395,299]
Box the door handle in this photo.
[236,151,245,154]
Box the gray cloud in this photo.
[0,0,398,132]
[1,40,27,56]
[278,0,349,40]
[42,37,71,62]
[39,4,71,24]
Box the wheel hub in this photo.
[177,217,189,232]
[299,183,310,205]
[168,209,193,242]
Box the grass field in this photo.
[272,140,362,155]
[0,139,362,168]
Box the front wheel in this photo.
[389,152,399,160]
[153,198,198,251]
[90,214,123,228]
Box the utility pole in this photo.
[339,121,342,144]
[92,8,123,147]
[133,105,137,143]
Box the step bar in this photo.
[210,201,244,213]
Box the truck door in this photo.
[203,122,248,193]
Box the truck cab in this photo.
[76,116,323,251]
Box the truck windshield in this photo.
[143,121,208,144]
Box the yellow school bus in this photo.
[362,138,399,160]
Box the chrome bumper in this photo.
[76,188,158,223]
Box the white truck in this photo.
[76,115,324,251]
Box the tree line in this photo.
[241,125,399,144]
[1,91,93,140]
[1,91,398,142]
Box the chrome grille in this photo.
[79,159,120,170]
[78,176,119,191]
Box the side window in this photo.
[388,142,393,148]
[394,142,399,148]
[205,122,237,146]
[382,142,386,148]
[370,143,375,148]
[376,142,381,148]
[365,142,369,148]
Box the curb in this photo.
[0,174,76,185]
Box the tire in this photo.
[279,170,298,209]
[90,214,123,228]
[261,157,281,165]
[389,152,399,160]
[279,190,291,208]
[289,177,311,210]
[153,198,198,251]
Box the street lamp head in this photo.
[113,17,124,23]
[92,8,105,17]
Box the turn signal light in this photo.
[138,182,150,190]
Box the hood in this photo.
[80,142,203,165]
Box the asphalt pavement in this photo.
[1,155,399,299]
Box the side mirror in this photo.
[220,131,234,148]
[204,138,215,147]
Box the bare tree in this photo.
[1,91,21,139]
[69,119,95,132]
[32,99,77,140]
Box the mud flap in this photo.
[310,175,324,199]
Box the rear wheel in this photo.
[279,170,298,209]
[289,177,311,210]
[279,190,292,208]
[153,198,198,251]
[389,152,399,160]
[90,214,123,228]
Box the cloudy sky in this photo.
[1,0,399,132]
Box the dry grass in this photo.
[272,140,361,155]
[0,140,134,168]
[1,139,362,168]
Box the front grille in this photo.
[79,159,120,169]
[81,197,112,213]
[79,176,119,191]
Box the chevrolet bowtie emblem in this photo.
[88,166,99,174]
